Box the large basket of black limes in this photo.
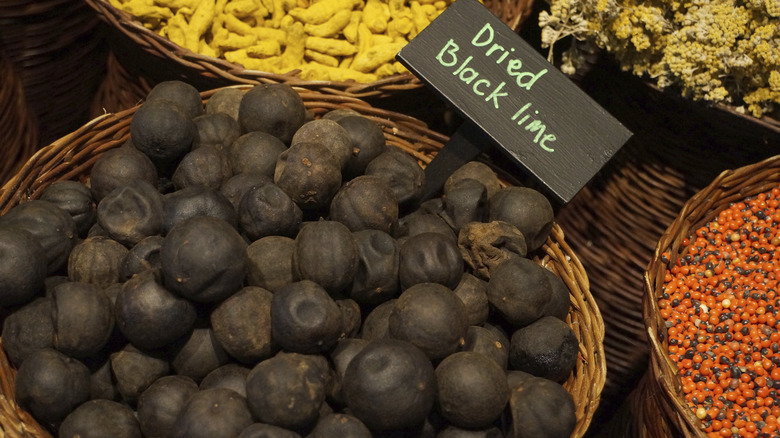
[0,82,605,438]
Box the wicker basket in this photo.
[0,0,107,147]
[637,154,780,437]
[0,85,605,438]
[553,55,780,430]
[0,50,37,188]
[82,0,534,103]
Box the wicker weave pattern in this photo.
[0,85,605,438]
[0,51,37,188]
[640,155,780,437]
[0,0,107,147]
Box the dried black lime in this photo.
[59,399,142,438]
[192,112,241,151]
[169,326,231,383]
[329,175,398,233]
[88,143,158,202]
[15,348,91,427]
[245,352,330,431]
[246,235,295,292]
[452,273,489,327]
[508,316,578,383]
[1,297,54,367]
[486,257,551,327]
[162,185,238,234]
[161,215,247,303]
[145,80,204,119]
[110,343,170,402]
[398,232,463,291]
[238,182,302,240]
[172,388,254,438]
[199,363,251,397]
[97,180,164,247]
[308,413,371,438]
[488,187,554,252]
[137,375,199,438]
[274,141,342,211]
[52,281,114,359]
[0,227,46,307]
[238,83,306,144]
[0,199,78,275]
[461,325,509,370]
[349,229,400,306]
[115,270,197,350]
[130,99,197,176]
[271,280,344,354]
[388,283,468,362]
[211,286,277,363]
[292,220,358,294]
[39,180,97,237]
[172,144,233,191]
[434,351,508,428]
[342,339,435,431]
[67,236,128,288]
[364,149,424,207]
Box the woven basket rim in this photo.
[641,154,780,437]
[0,84,604,438]
[82,0,536,97]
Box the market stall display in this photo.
[0,84,605,438]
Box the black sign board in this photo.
[396,0,631,204]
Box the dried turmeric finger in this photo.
[304,49,339,67]
[269,0,296,27]
[303,9,352,37]
[154,0,201,9]
[280,20,306,70]
[304,36,357,56]
[225,50,282,71]
[371,34,395,46]
[351,40,406,72]
[288,0,361,25]
[167,12,188,47]
[342,11,362,43]
[387,16,413,38]
[113,0,173,20]
[375,63,396,78]
[299,62,378,82]
[223,13,256,35]
[420,3,438,20]
[246,40,282,57]
[184,0,215,52]
[339,55,353,68]
[214,31,258,50]
[361,0,390,33]
[410,1,430,34]
[199,39,220,57]
[224,0,260,17]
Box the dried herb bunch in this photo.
[539,0,780,118]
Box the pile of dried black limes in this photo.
[0,81,580,438]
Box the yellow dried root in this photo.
[110,0,457,82]
[303,9,352,37]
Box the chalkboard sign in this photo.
[396,0,632,203]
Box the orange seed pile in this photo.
[659,186,780,438]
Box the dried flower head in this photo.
[540,0,780,117]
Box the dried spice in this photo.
[108,0,453,81]
[539,0,780,118]
[659,185,780,437]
